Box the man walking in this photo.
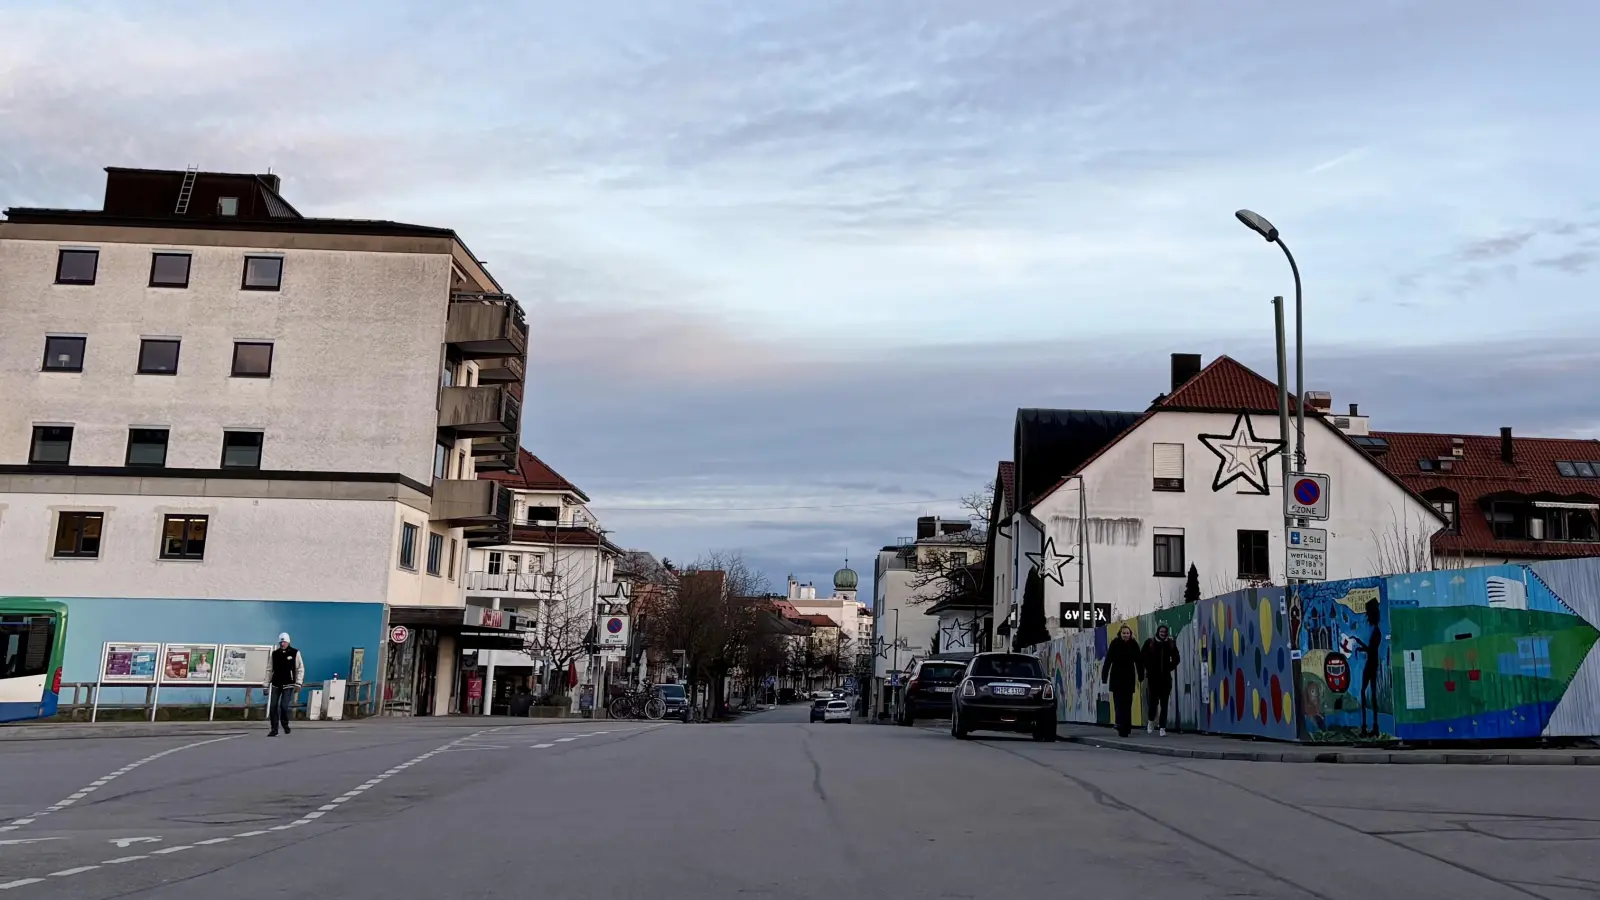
[1101,624,1144,737]
[1141,624,1181,736]
[268,633,304,737]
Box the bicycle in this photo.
[607,686,666,720]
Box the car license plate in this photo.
[933,686,954,693]
[995,686,1028,697]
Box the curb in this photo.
[0,716,616,742]
[1060,734,1600,766]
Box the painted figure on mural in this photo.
[1141,624,1180,736]
[1101,624,1144,737]
[1349,599,1383,737]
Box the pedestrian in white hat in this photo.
[267,633,304,736]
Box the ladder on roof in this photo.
[174,165,199,215]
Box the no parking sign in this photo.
[1284,473,1330,520]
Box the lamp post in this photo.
[1234,210,1305,476]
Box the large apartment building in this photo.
[0,167,528,715]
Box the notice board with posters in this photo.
[100,642,161,682]
[162,644,219,684]
[218,644,273,685]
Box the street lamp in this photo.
[1234,209,1305,474]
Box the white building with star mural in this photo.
[1003,354,1445,638]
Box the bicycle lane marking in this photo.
[0,736,241,834]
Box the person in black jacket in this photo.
[1141,624,1181,736]
[267,633,305,737]
[1101,624,1144,737]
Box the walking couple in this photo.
[1100,624,1180,738]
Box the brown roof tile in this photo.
[480,449,589,501]
[1370,430,1600,559]
[1156,354,1303,413]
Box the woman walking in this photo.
[1101,624,1144,737]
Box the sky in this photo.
[4,0,1599,591]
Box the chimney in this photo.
[1500,427,1514,464]
[259,173,281,193]
[1348,403,1359,416]
[1170,353,1202,391]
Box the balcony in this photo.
[446,293,528,360]
[464,570,558,598]
[475,452,514,472]
[431,479,513,529]
[474,355,525,385]
[471,434,517,457]
[438,386,520,437]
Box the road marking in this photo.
[195,838,231,845]
[234,831,267,838]
[555,737,576,743]
[0,838,64,846]
[0,735,239,834]
[48,867,99,877]
[102,856,147,864]
[531,743,554,749]
[0,879,43,889]
[151,846,191,855]
[108,837,161,849]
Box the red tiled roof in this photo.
[996,461,1015,507]
[796,613,840,628]
[1156,354,1302,413]
[1370,431,1600,560]
[480,449,589,501]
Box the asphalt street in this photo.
[1,709,1596,900]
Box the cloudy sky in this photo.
[4,0,1598,590]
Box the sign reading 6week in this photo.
[1284,472,1330,520]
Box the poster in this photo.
[102,642,161,683]
[162,644,218,683]
[349,647,365,683]
[218,645,273,685]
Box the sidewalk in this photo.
[0,715,603,742]
[1057,723,1600,765]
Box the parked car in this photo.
[950,652,1056,741]
[655,683,690,721]
[896,655,973,726]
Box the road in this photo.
[1,709,1596,900]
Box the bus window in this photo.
[0,617,55,680]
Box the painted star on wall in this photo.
[939,616,981,650]
[1198,410,1286,495]
[1024,537,1074,586]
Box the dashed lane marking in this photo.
[0,736,240,834]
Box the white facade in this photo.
[1011,409,1444,633]
[0,173,525,718]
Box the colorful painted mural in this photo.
[1197,587,1296,740]
[1039,557,1600,742]
[1387,564,1600,740]
[1297,577,1393,741]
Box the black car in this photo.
[950,652,1057,741]
[896,655,972,725]
[808,697,829,723]
[655,683,690,721]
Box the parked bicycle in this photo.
[608,686,666,720]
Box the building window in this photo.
[160,515,209,560]
[434,441,451,479]
[1153,531,1185,576]
[426,533,445,576]
[231,342,274,377]
[29,426,73,465]
[1237,530,1270,580]
[217,197,239,216]
[242,256,283,291]
[125,428,170,467]
[221,431,263,469]
[54,512,103,558]
[1153,443,1185,491]
[149,253,192,288]
[1488,502,1526,540]
[1431,499,1458,534]
[525,505,559,524]
[949,551,969,566]
[42,336,86,372]
[1556,460,1599,478]
[487,551,503,575]
[399,523,420,570]
[448,539,458,581]
[55,249,98,285]
[137,338,181,375]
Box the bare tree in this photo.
[639,549,773,718]
[907,480,993,608]
[1369,507,1456,576]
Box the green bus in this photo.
[0,599,68,723]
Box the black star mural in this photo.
[1024,537,1074,586]
[939,615,982,651]
[1197,409,1286,495]
[872,636,890,660]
